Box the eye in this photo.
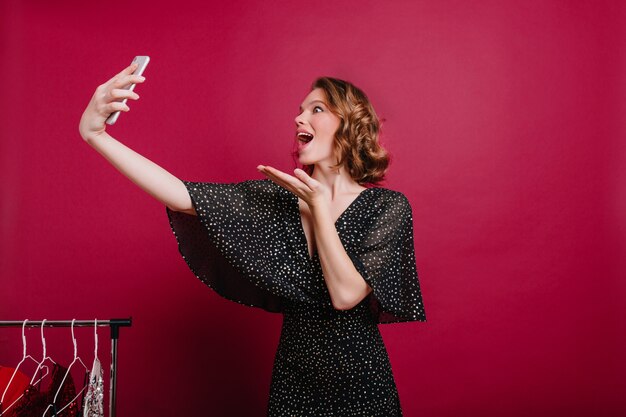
[313,106,323,113]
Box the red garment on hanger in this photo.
[0,366,30,412]
[3,363,78,417]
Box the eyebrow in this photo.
[299,100,326,112]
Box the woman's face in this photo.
[294,88,341,167]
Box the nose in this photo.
[294,111,305,126]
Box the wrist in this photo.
[310,203,333,225]
[82,130,108,146]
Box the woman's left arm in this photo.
[257,164,372,310]
[309,207,373,310]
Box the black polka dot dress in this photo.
[166,178,426,416]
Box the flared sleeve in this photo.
[166,179,315,313]
[347,191,426,324]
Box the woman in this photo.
[79,62,426,416]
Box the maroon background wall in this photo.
[1,1,624,416]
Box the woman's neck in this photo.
[311,163,365,198]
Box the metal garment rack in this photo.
[0,318,132,417]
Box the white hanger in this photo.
[93,319,99,361]
[81,319,102,417]
[0,320,49,416]
[42,319,89,417]
[29,319,56,386]
[1,320,33,404]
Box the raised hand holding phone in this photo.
[77,56,194,214]
[106,56,150,125]
[79,57,148,141]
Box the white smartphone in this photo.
[105,56,150,125]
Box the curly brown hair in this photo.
[298,77,390,186]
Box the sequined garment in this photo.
[167,179,426,416]
[82,358,103,417]
[6,363,77,417]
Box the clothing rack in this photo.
[0,318,132,417]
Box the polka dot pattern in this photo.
[166,178,426,416]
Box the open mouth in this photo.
[297,132,314,143]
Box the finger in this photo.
[262,166,296,185]
[262,166,310,195]
[111,74,146,89]
[289,170,314,192]
[293,168,317,190]
[105,101,130,114]
[110,88,140,101]
[259,167,290,186]
[259,167,295,190]
[293,168,315,187]
[116,62,138,77]
[103,63,139,87]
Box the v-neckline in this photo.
[294,187,373,263]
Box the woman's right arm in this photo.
[78,63,196,215]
